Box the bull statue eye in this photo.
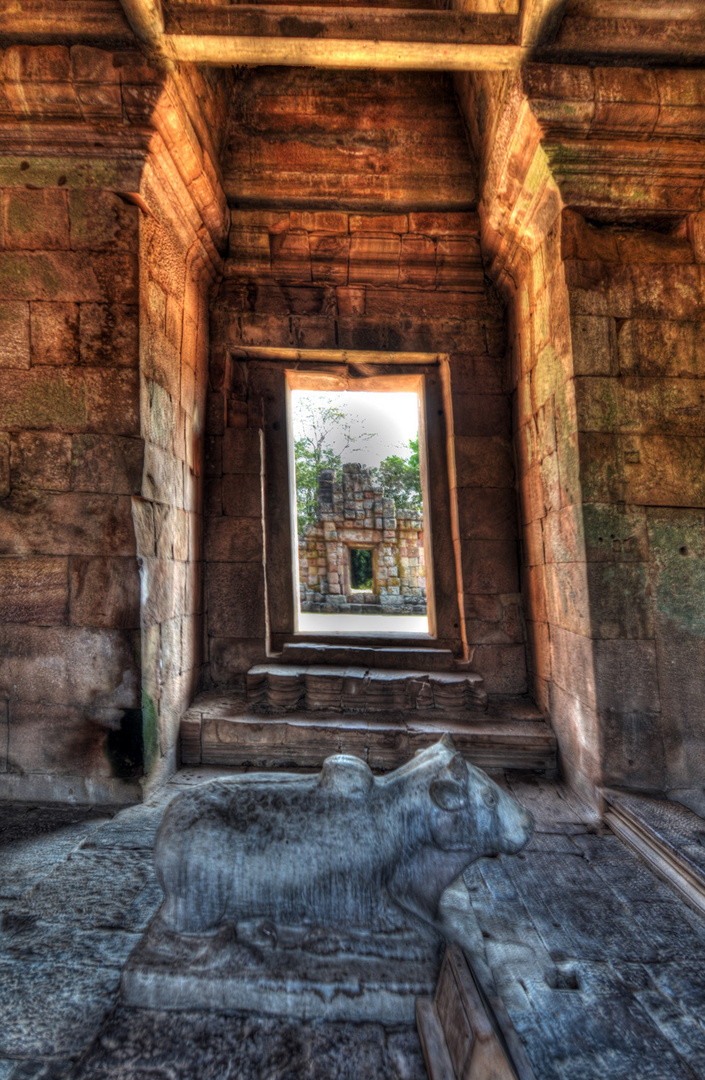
[481,787,498,808]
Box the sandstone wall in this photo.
[0,43,228,801]
[564,210,705,802]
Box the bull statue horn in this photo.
[440,733,457,751]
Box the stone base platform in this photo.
[180,692,557,773]
[121,911,442,1024]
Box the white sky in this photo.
[290,390,419,468]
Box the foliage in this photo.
[372,437,422,515]
[294,397,373,534]
[294,397,422,534]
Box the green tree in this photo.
[372,437,422,514]
[293,397,373,534]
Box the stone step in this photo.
[180,692,556,774]
[603,789,705,919]
[246,662,488,713]
[280,641,456,670]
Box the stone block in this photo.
[408,212,479,236]
[617,319,705,379]
[2,188,69,250]
[587,562,653,640]
[461,539,519,594]
[619,435,705,507]
[527,618,551,682]
[70,434,143,494]
[349,235,400,286]
[336,287,366,317]
[204,517,263,563]
[0,556,68,624]
[542,505,585,564]
[452,393,510,439]
[84,369,140,436]
[399,235,436,287]
[270,231,311,283]
[571,315,616,376]
[349,214,407,233]
[131,496,155,558]
[549,624,595,709]
[472,644,528,694]
[29,302,79,366]
[599,704,666,792]
[0,252,138,303]
[582,503,649,563]
[142,442,184,508]
[79,303,139,368]
[592,638,661,716]
[458,488,518,541]
[436,238,483,288]
[10,431,72,491]
[579,433,621,503]
[222,427,262,475]
[454,436,513,489]
[465,596,524,645]
[222,473,263,519]
[0,624,140,711]
[68,189,138,252]
[206,562,266,639]
[544,560,591,637]
[7,702,113,778]
[209,637,266,684]
[290,211,348,233]
[69,556,140,629]
[0,492,136,557]
[523,563,548,623]
[0,369,85,431]
[140,557,189,628]
[0,432,8,498]
[310,234,350,285]
[522,519,545,567]
[0,302,30,369]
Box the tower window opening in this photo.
[350,548,373,591]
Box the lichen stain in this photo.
[2,376,85,430]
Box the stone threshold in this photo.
[246,662,488,713]
[603,789,705,920]
[180,691,556,774]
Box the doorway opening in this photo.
[289,379,431,636]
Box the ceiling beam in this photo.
[166,7,519,46]
[117,0,522,69]
[162,35,523,70]
[520,0,566,47]
[119,0,164,46]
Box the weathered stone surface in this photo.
[0,625,139,711]
[0,492,136,556]
[0,301,30,369]
[0,556,68,625]
[10,431,72,492]
[78,304,139,368]
[29,302,79,366]
[70,435,143,494]
[72,1007,426,1080]
[205,562,266,639]
[69,556,140,629]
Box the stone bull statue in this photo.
[154,736,533,942]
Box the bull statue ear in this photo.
[430,779,467,812]
[440,733,457,751]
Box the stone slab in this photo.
[121,913,442,1024]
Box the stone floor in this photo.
[2,769,705,1079]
